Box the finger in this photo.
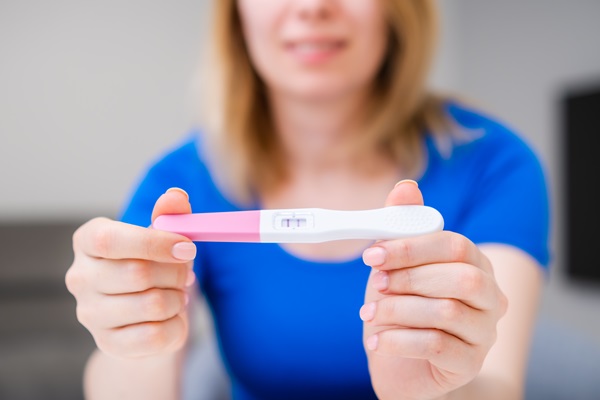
[74,217,196,263]
[78,289,188,330]
[96,314,188,358]
[363,230,493,275]
[151,187,192,224]
[384,180,424,207]
[369,263,498,311]
[360,295,494,346]
[88,258,194,295]
[365,328,483,377]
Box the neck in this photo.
[269,88,373,171]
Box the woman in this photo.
[66,1,550,399]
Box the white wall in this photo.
[0,0,210,221]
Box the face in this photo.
[237,0,389,102]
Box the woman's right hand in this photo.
[65,188,197,359]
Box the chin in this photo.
[283,77,364,102]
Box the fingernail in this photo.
[394,179,418,188]
[186,270,196,287]
[166,187,189,200]
[172,242,196,261]
[372,270,389,291]
[359,302,376,322]
[366,334,379,351]
[363,247,386,267]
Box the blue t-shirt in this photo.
[119,103,551,400]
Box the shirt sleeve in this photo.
[461,127,552,269]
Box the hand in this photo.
[361,181,508,400]
[65,188,197,358]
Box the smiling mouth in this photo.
[285,40,346,62]
[288,41,344,52]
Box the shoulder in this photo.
[140,129,245,212]
[426,100,547,181]
[147,129,205,173]
[138,128,222,195]
[422,101,551,268]
[119,129,218,225]
[444,101,539,160]
[430,99,550,190]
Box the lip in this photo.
[284,37,346,65]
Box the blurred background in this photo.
[1,1,599,399]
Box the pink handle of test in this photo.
[153,211,261,242]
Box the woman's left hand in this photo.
[361,181,508,400]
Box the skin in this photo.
[238,0,388,102]
[362,183,509,400]
[67,1,544,399]
[67,189,194,399]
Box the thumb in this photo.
[384,179,424,207]
[151,187,192,224]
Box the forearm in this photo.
[441,245,542,400]
[83,348,183,400]
[444,375,521,400]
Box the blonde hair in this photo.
[199,0,460,204]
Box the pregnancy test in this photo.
[153,205,443,243]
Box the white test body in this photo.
[258,205,444,243]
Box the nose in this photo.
[294,0,336,21]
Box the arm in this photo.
[82,278,208,400]
[362,181,543,400]
[448,245,543,399]
[66,189,196,400]
[83,348,184,400]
